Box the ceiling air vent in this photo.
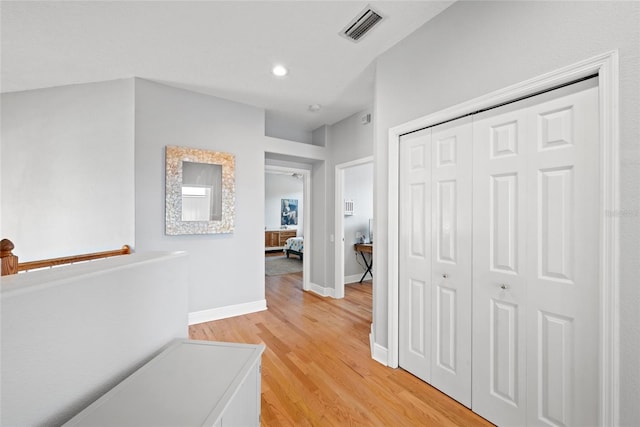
[340,6,384,42]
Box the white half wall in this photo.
[0,251,188,426]
[0,79,135,261]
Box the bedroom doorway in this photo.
[265,164,311,291]
[334,156,374,299]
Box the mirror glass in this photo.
[181,162,222,221]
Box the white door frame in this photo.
[386,51,620,425]
[265,164,312,292]
[334,156,374,299]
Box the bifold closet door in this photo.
[472,79,600,426]
[399,117,472,407]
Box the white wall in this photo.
[134,79,267,317]
[343,162,373,279]
[373,2,640,424]
[265,173,304,233]
[0,79,135,261]
[1,252,188,426]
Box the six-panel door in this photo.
[399,117,473,408]
[399,78,600,426]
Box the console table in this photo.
[265,229,297,251]
[354,243,373,283]
[64,340,265,427]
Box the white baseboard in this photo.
[308,282,336,298]
[372,342,388,366]
[188,299,267,325]
[369,324,388,366]
[344,274,364,284]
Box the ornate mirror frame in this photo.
[165,145,235,235]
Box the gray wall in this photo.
[0,79,135,261]
[373,1,640,424]
[135,79,267,313]
[265,111,313,144]
[323,108,374,290]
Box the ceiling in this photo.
[1,1,453,133]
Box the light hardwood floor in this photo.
[189,272,492,426]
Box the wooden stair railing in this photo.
[1,239,131,276]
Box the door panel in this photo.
[473,78,599,426]
[399,118,473,406]
[436,180,457,263]
[430,118,472,407]
[490,173,519,273]
[436,285,457,372]
[525,81,599,427]
[473,106,528,426]
[537,311,573,426]
[490,299,519,405]
[399,129,432,383]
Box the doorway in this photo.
[334,156,373,299]
[265,164,311,291]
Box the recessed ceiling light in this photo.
[308,104,322,112]
[272,65,288,77]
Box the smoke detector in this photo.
[340,5,385,42]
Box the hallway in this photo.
[189,273,491,426]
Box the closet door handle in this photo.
[442,273,449,279]
[499,284,510,290]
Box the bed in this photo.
[283,237,303,261]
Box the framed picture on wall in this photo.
[281,199,298,226]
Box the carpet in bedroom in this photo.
[265,255,303,276]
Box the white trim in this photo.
[369,324,388,365]
[334,156,374,299]
[308,282,336,298]
[386,51,620,425]
[344,273,365,284]
[371,343,388,366]
[188,299,267,325]
[265,164,312,292]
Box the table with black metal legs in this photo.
[354,243,373,283]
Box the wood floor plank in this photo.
[189,273,492,426]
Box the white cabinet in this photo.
[64,340,265,427]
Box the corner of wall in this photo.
[369,324,388,366]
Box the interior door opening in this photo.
[334,156,373,299]
[264,163,312,292]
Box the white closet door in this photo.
[399,118,473,407]
[399,128,433,383]
[524,82,599,426]
[430,118,473,407]
[472,105,529,426]
[473,79,600,426]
